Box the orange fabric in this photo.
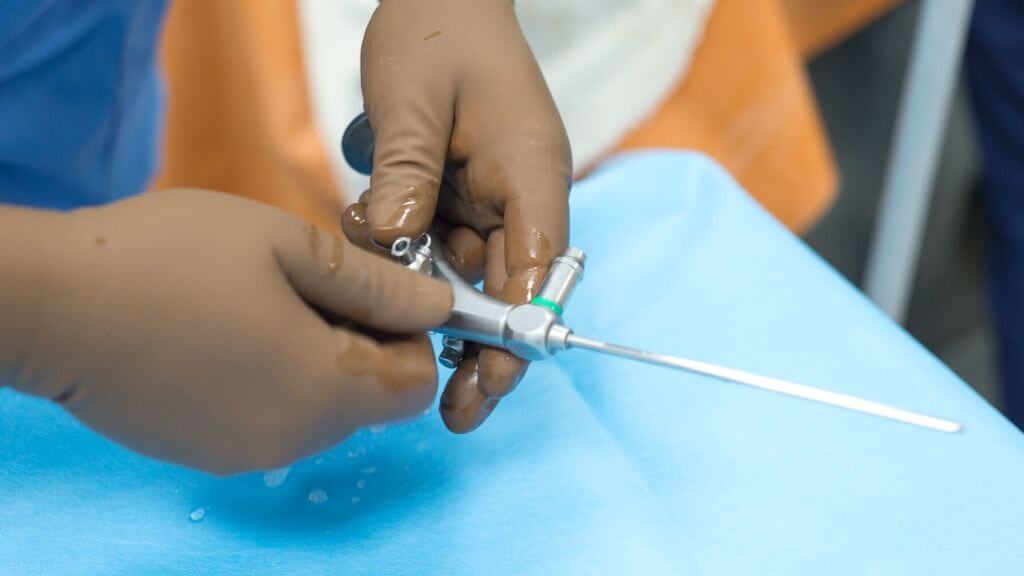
[615,0,838,233]
[781,0,905,57]
[153,0,901,236]
[153,0,344,232]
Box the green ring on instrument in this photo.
[531,297,563,316]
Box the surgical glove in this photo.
[0,189,452,475]
[341,0,572,433]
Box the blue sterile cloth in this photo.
[2,151,1023,574]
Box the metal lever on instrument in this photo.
[390,233,586,364]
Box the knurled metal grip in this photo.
[390,234,586,363]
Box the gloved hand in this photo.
[342,0,572,433]
[0,189,452,475]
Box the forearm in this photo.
[0,206,60,384]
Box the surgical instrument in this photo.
[342,113,963,433]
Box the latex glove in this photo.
[341,0,572,433]
[0,189,452,475]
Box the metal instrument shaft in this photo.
[340,116,963,436]
[565,334,963,433]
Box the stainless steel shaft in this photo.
[565,334,963,433]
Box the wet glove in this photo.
[342,0,572,433]
[0,189,452,475]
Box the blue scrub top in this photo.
[0,0,167,210]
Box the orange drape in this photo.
[782,0,904,57]
[153,0,344,232]
[616,0,902,232]
[154,0,903,235]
